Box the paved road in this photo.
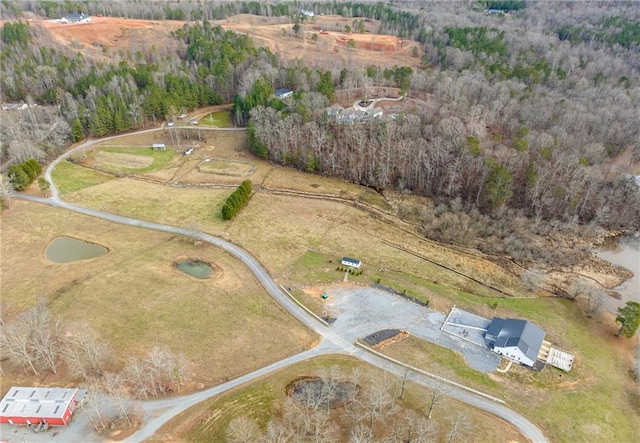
[8,133,547,443]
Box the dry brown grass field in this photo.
[0,200,316,390]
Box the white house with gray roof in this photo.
[485,317,546,368]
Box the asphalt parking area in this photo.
[324,286,499,372]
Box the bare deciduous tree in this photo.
[426,381,450,420]
[63,323,109,380]
[522,268,546,292]
[0,303,61,375]
[122,347,187,399]
[446,411,471,443]
[226,416,261,443]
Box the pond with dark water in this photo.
[595,233,640,312]
[46,236,108,263]
[176,260,213,279]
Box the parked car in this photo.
[189,118,198,125]
[167,120,175,127]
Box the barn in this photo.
[0,387,84,427]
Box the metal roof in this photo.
[341,257,360,264]
[490,318,546,363]
[0,387,80,420]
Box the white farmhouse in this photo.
[485,317,546,368]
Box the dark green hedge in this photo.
[221,180,252,220]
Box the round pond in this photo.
[46,237,108,263]
[176,260,213,279]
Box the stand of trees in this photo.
[222,180,253,220]
[225,368,469,442]
[7,158,42,190]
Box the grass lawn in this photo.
[88,146,175,174]
[382,297,640,443]
[51,161,114,194]
[199,111,231,127]
[154,355,527,443]
[62,178,232,234]
[1,201,316,388]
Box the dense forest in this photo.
[1,0,639,265]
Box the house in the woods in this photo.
[275,88,294,99]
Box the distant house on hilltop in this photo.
[485,317,546,368]
[61,13,91,23]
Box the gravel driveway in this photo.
[325,286,500,372]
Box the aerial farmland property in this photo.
[1,1,639,442]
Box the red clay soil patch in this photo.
[24,17,185,51]
[334,32,402,51]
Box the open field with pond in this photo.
[154,355,527,442]
[0,200,316,389]
[3,127,638,442]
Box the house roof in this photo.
[341,257,360,265]
[275,88,293,97]
[0,387,82,420]
[66,13,86,19]
[488,317,546,363]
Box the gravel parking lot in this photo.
[324,286,500,372]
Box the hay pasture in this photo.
[1,200,316,386]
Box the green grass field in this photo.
[199,111,230,127]
[51,161,114,194]
[98,146,175,173]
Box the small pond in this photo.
[46,236,108,263]
[176,260,213,279]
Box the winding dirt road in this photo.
[12,129,547,443]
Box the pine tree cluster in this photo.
[7,158,42,190]
[221,180,252,220]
